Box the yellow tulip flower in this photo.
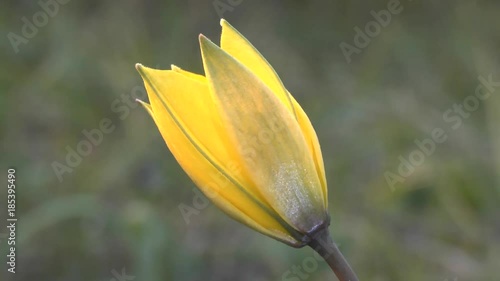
[135,19,328,247]
[136,20,360,281]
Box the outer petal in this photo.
[199,36,327,234]
[220,19,296,119]
[220,20,328,207]
[290,96,328,208]
[135,64,304,246]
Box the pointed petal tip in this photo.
[198,33,214,50]
[135,98,150,108]
[135,63,148,77]
[136,99,154,117]
[199,34,221,60]
[199,34,211,50]
[220,18,227,26]
[199,34,218,51]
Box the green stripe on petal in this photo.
[199,36,327,235]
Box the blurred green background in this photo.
[1,0,500,280]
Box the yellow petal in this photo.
[135,64,305,246]
[220,19,297,119]
[290,96,328,208]
[199,36,327,233]
[220,21,327,207]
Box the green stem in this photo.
[308,228,360,281]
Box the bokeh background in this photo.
[1,0,500,280]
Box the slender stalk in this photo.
[308,228,359,281]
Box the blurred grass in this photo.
[1,0,500,280]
